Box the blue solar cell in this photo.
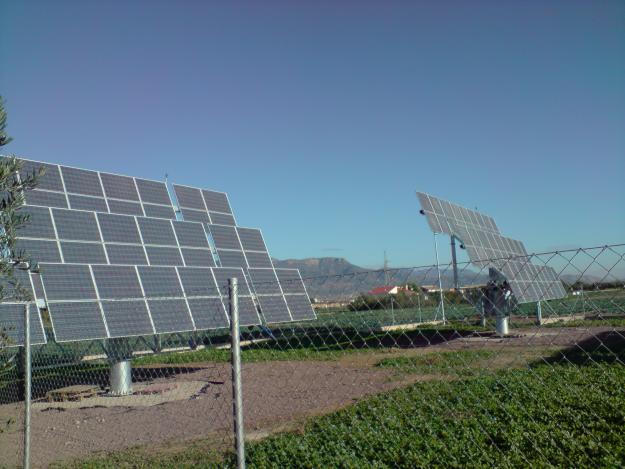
[135,179,171,205]
[181,248,215,267]
[48,301,107,342]
[52,209,101,242]
[16,206,56,239]
[148,299,194,333]
[143,203,176,219]
[19,160,64,192]
[60,242,107,264]
[24,190,68,208]
[100,173,140,201]
[137,266,183,297]
[60,166,104,197]
[68,195,108,212]
[173,185,205,210]
[101,300,154,337]
[186,297,229,330]
[107,199,144,216]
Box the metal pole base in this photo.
[109,360,133,396]
[536,301,543,325]
[495,316,509,337]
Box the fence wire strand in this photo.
[0,244,624,467]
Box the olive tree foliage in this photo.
[0,96,43,349]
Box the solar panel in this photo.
[244,251,273,268]
[107,199,144,216]
[275,269,308,295]
[143,203,176,220]
[209,212,236,226]
[234,296,262,327]
[24,189,68,208]
[173,221,210,248]
[99,173,140,201]
[60,166,104,197]
[416,191,566,303]
[14,159,315,340]
[217,250,248,269]
[15,239,62,263]
[16,206,57,239]
[236,228,267,252]
[284,295,316,321]
[208,224,242,250]
[19,160,64,192]
[101,300,154,337]
[186,297,228,330]
[254,295,292,323]
[105,244,148,265]
[180,208,210,223]
[97,213,142,243]
[0,268,34,302]
[91,265,144,299]
[248,268,282,295]
[48,302,107,342]
[180,248,215,267]
[135,179,171,205]
[0,304,47,347]
[137,218,177,246]
[202,190,232,214]
[60,241,107,264]
[52,209,101,241]
[39,264,97,301]
[212,267,252,296]
[68,194,108,212]
[145,246,184,266]
[177,267,220,297]
[173,185,206,210]
[137,266,183,297]
[147,299,194,333]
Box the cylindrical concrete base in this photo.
[110,360,133,396]
[536,301,543,325]
[495,316,509,337]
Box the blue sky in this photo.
[1,1,623,268]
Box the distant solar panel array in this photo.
[416,192,567,303]
[2,159,315,345]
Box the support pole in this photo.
[23,304,31,469]
[229,278,246,469]
[450,235,459,290]
[434,233,446,323]
[108,338,133,396]
[536,301,542,325]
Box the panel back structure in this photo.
[416,192,566,303]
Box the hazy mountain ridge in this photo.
[271,257,620,300]
[272,257,487,299]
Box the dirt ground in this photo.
[0,326,620,468]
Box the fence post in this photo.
[229,278,246,469]
[536,301,542,325]
[23,303,31,469]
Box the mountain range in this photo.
[272,257,487,300]
[272,257,616,300]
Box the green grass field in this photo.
[56,355,625,468]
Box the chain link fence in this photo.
[1,243,624,467]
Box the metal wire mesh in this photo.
[0,244,624,467]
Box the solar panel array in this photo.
[175,184,316,323]
[416,192,567,303]
[2,159,316,344]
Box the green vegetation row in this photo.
[58,361,625,469]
